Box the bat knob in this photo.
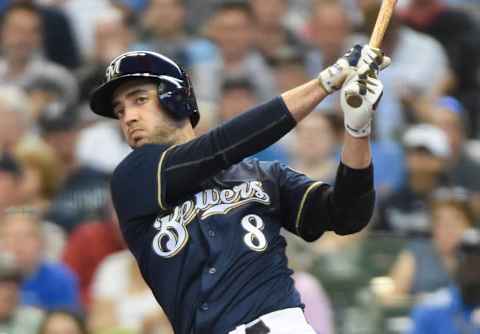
[346,94,363,108]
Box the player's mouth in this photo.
[129,129,147,146]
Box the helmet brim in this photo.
[89,74,162,119]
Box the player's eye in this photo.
[135,96,149,105]
[113,106,124,118]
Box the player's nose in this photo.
[123,106,140,124]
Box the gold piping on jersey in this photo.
[295,181,323,235]
[157,145,177,210]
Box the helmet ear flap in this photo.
[157,80,199,127]
[156,81,192,121]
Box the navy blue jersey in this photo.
[110,97,375,333]
[111,149,328,334]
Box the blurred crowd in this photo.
[0,0,479,333]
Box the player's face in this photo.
[112,80,182,148]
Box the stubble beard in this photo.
[150,120,191,146]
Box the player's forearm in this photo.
[281,79,328,123]
[340,134,372,169]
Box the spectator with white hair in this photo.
[0,86,33,154]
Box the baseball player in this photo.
[89,45,390,333]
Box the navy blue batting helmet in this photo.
[90,51,200,127]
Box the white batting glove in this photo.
[340,72,384,138]
[318,45,391,94]
[318,45,362,94]
[357,45,391,78]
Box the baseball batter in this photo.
[89,45,390,333]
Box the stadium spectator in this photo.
[217,77,289,163]
[383,187,475,304]
[409,228,480,333]
[0,207,80,311]
[293,271,335,334]
[0,86,33,154]
[38,110,111,233]
[375,124,451,236]
[89,250,173,333]
[4,0,81,69]
[75,120,131,175]
[269,50,309,92]
[23,67,79,123]
[0,152,23,214]
[290,112,339,182]
[76,9,134,104]
[62,200,126,309]
[39,310,89,334]
[399,0,480,136]
[133,0,191,66]
[191,1,277,105]
[59,0,114,58]
[14,137,66,262]
[0,253,44,333]
[249,0,305,62]
[14,137,61,214]
[430,97,480,217]
[0,2,78,92]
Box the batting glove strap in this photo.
[357,45,392,78]
[317,45,362,94]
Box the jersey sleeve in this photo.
[274,163,332,241]
[111,144,170,223]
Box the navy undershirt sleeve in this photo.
[161,97,296,208]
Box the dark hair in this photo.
[0,1,42,28]
[38,310,88,334]
[221,77,254,94]
[37,108,80,135]
[0,152,22,178]
[268,47,306,68]
[145,0,186,8]
[213,0,253,17]
[430,187,475,226]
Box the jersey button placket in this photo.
[208,230,215,238]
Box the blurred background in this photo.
[0,0,479,333]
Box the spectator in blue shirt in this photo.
[0,207,80,311]
[410,228,480,334]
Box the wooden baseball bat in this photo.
[369,0,398,49]
[347,0,397,107]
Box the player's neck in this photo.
[174,126,196,144]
